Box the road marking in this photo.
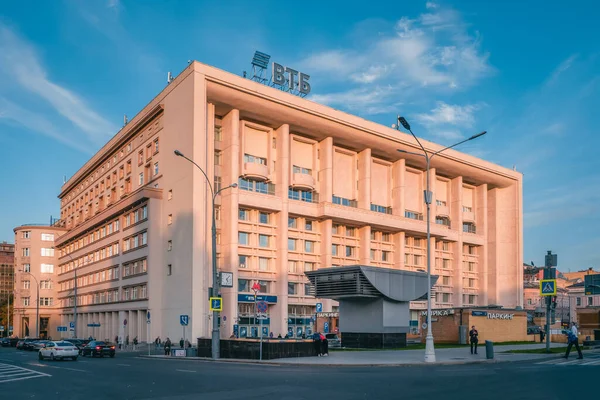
[175,369,196,373]
[117,364,131,367]
[579,359,600,366]
[26,362,86,373]
[536,359,565,365]
[0,362,51,384]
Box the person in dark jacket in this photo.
[469,326,479,355]
[320,333,329,356]
[312,332,322,356]
[164,338,172,356]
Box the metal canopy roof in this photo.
[305,265,436,302]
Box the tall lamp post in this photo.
[174,149,237,360]
[19,270,40,338]
[393,116,486,363]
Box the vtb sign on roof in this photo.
[249,51,311,97]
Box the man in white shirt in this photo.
[565,322,583,360]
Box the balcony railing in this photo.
[463,223,477,234]
[239,178,275,195]
[370,204,392,214]
[435,217,451,228]
[332,196,357,208]
[288,188,319,203]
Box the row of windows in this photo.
[20,231,54,241]
[59,242,120,274]
[123,231,148,252]
[60,218,121,257]
[288,239,316,253]
[22,280,52,289]
[22,297,53,307]
[21,248,55,257]
[431,292,477,305]
[60,266,120,292]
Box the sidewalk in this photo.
[139,343,573,367]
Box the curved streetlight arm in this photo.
[174,150,215,199]
[431,131,487,160]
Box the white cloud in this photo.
[415,102,481,127]
[0,24,117,149]
[299,4,492,115]
[547,54,578,86]
[426,2,439,9]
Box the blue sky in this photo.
[0,0,599,271]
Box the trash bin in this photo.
[185,348,197,357]
[594,329,600,341]
[485,340,494,359]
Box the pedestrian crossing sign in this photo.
[540,279,557,296]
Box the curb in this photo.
[137,354,511,368]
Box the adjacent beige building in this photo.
[14,61,523,342]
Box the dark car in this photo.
[81,341,116,358]
[30,340,51,351]
[1,338,19,347]
[21,339,41,351]
[325,333,342,348]
[64,339,87,354]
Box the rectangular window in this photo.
[22,248,30,257]
[288,239,296,251]
[259,257,269,271]
[462,206,472,212]
[139,172,144,186]
[214,176,222,191]
[305,220,313,231]
[305,284,312,296]
[239,209,249,221]
[370,231,377,240]
[214,150,222,165]
[382,251,390,262]
[142,231,147,245]
[346,227,356,237]
[23,297,30,306]
[442,293,450,303]
[288,260,297,273]
[138,150,143,165]
[23,263,30,272]
[168,214,173,225]
[258,280,269,293]
[370,249,376,260]
[238,279,249,292]
[167,264,172,276]
[346,246,355,258]
[442,276,450,285]
[214,125,222,141]
[41,233,54,241]
[168,240,173,251]
[288,217,297,229]
[239,255,248,268]
[22,231,31,239]
[304,262,315,272]
[239,232,249,245]
[154,162,159,176]
[331,244,338,256]
[305,241,315,253]
[23,280,30,289]
[259,212,270,224]
[259,234,269,248]
[382,233,391,242]
[332,224,339,234]
[41,264,54,273]
[588,297,593,306]
[288,282,297,295]
[243,153,267,165]
[576,297,581,306]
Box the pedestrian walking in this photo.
[179,338,184,348]
[133,336,138,350]
[564,322,583,360]
[469,325,479,355]
[164,338,172,356]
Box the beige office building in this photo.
[16,61,522,342]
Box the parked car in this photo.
[81,341,116,358]
[29,340,51,351]
[1,338,19,347]
[38,341,79,361]
[21,339,41,351]
[325,333,342,348]
[64,339,87,354]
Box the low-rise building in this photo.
[0,242,15,335]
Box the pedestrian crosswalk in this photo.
[536,355,600,367]
[0,362,51,383]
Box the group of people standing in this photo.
[312,332,329,356]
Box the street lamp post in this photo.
[393,116,486,363]
[174,149,237,360]
[19,271,40,338]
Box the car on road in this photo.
[29,340,51,351]
[20,339,42,351]
[64,339,88,354]
[81,341,116,358]
[325,333,342,348]
[38,341,79,361]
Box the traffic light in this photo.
[551,296,557,309]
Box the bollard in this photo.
[485,340,494,359]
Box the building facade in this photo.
[1,242,15,335]
[43,61,522,342]
[12,226,65,338]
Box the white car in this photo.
[38,341,79,361]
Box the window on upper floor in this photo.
[288,217,297,229]
[22,231,31,239]
[259,212,270,224]
[41,248,54,257]
[259,234,270,248]
[382,251,391,262]
[214,150,222,166]
[331,244,338,256]
[41,233,54,241]
[305,220,313,231]
[304,241,315,253]
[292,165,312,175]
[288,238,297,251]
[244,154,267,165]
[239,209,249,221]
[239,232,249,246]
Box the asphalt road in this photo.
[0,347,598,399]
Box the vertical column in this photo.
[357,149,371,210]
[450,176,464,307]
[476,184,488,306]
[318,137,333,202]
[428,236,438,308]
[394,231,406,270]
[273,124,290,337]
[391,159,406,216]
[220,109,241,338]
[359,226,371,265]
[191,74,209,340]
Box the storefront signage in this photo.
[421,310,454,316]
[237,294,278,303]
[317,312,339,318]
[487,313,514,320]
[472,311,488,317]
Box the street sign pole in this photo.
[544,251,557,353]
